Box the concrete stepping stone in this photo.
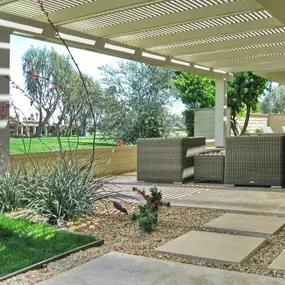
[269,250,285,274]
[38,252,285,285]
[203,213,285,236]
[155,230,266,265]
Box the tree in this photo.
[99,61,176,144]
[173,72,215,108]
[261,85,285,114]
[227,72,268,135]
[173,72,268,136]
[22,46,75,136]
[173,72,215,136]
[74,75,103,137]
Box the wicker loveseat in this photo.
[224,134,285,187]
[137,137,206,183]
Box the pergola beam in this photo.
[217,61,285,73]
[0,0,18,6]
[182,45,285,63]
[256,0,285,26]
[160,32,285,57]
[0,11,231,79]
[255,71,285,85]
[200,54,285,69]
[35,0,161,24]
[86,0,263,38]
[122,18,281,48]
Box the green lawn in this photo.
[0,214,97,277]
[10,136,116,154]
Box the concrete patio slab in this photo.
[269,250,285,274]
[38,252,285,285]
[155,230,266,265]
[109,173,285,216]
[166,188,285,216]
[204,213,285,236]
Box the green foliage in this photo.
[261,85,285,114]
[131,185,170,232]
[255,128,264,135]
[128,212,138,221]
[173,71,268,136]
[23,158,109,225]
[68,75,103,137]
[99,61,176,144]
[10,137,116,154]
[0,214,96,276]
[0,168,25,212]
[173,72,215,108]
[22,46,75,137]
[227,72,268,135]
[184,109,195,137]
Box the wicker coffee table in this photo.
[194,152,225,183]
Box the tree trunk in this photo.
[67,120,73,137]
[35,123,44,137]
[231,116,239,136]
[240,104,251,135]
[35,112,53,137]
[53,124,61,137]
[53,116,63,137]
[79,117,87,137]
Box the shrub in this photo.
[0,168,25,212]
[130,185,170,232]
[23,157,117,225]
[255,128,264,135]
[184,108,195,137]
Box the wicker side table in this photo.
[194,152,225,183]
[137,137,206,183]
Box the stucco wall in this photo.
[194,108,231,140]
[11,146,137,176]
[268,114,285,133]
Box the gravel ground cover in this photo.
[2,203,285,285]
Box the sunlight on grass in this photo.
[0,214,97,277]
[10,136,116,154]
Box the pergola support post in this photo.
[0,30,10,170]
[215,77,228,148]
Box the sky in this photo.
[9,35,185,121]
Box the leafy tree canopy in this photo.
[22,46,74,136]
[99,61,176,144]
[173,71,268,136]
[261,85,285,114]
[173,72,215,108]
[227,72,268,135]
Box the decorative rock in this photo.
[269,250,285,274]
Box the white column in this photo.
[215,77,227,148]
[20,125,23,136]
[33,126,36,136]
[0,30,10,169]
[44,126,47,136]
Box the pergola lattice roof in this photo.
[1,0,285,83]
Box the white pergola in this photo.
[0,0,285,165]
